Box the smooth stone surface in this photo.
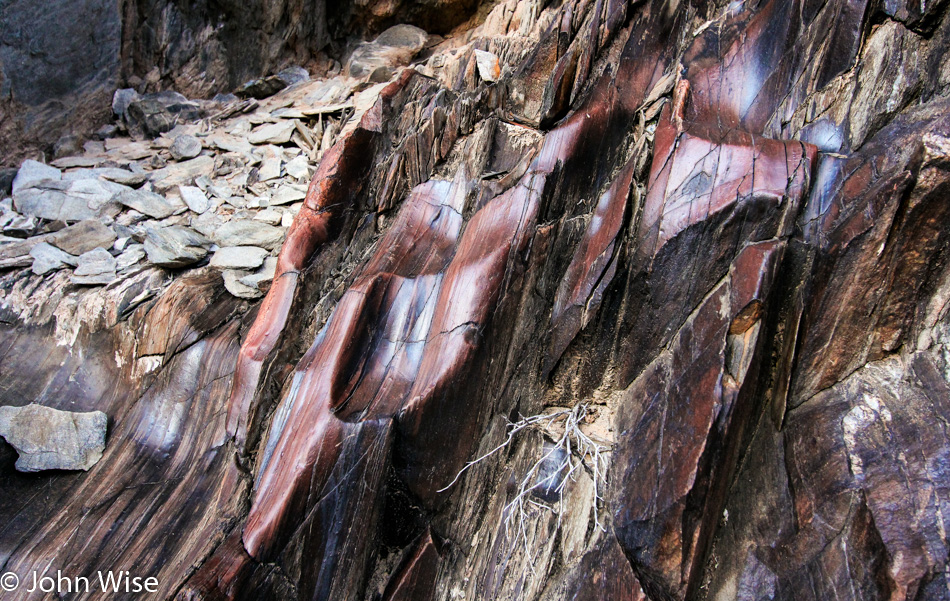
[71,247,117,284]
[474,50,501,82]
[48,219,117,255]
[12,160,61,194]
[222,268,263,298]
[210,246,269,270]
[248,121,296,145]
[170,135,203,161]
[116,188,177,219]
[13,179,124,222]
[269,186,306,206]
[144,225,211,267]
[211,219,284,250]
[116,244,146,270]
[0,404,108,472]
[29,242,78,275]
[179,185,211,214]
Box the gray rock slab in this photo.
[71,247,117,284]
[170,135,203,161]
[144,225,211,267]
[210,246,269,270]
[12,159,61,194]
[179,185,210,214]
[29,242,78,275]
[48,219,117,255]
[212,219,284,250]
[248,121,296,145]
[116,188,176,219]
[223,269,263,298]
[13,179,124,222]
[0,403,107,472]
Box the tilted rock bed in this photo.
[2,3,950,601]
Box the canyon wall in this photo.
[2,0,950,600]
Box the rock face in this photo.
[0,0,120,167]
[347,24,429,79]
[0,404,108,472]
[2,2,950,601]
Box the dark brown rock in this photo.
[3,2,950,601]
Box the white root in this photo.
[440,404,610,572]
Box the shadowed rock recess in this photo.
[2,0,950,599]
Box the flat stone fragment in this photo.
[144,226,212,268]
[212,219,284,250]
[97,168,147,187]
[12,160,61,194]
[223,268,263,298]
[474,50,501,82]
[29,242,78,275]
[13,179,124,222]
[125,91,203,138]
[71,247,118,285]
[0,404,107,472]
[48,219,117,256]
[259,150,282,181]
[149,156,215,192]
[253,208,283,225]
[116,244,146,270]
[210,246,269,270]
[179,185,211,214]
[248,121,296,145]
[238,256,278,292]
[116,188,177,219]
[170,135,203,161]
[269,186,307,206]
[284,155,311,179]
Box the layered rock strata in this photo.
[2,1,950,600]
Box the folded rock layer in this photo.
[2,1,950,600]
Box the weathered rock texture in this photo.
[0,404,107,472]
[2,1,950,600]
[0,0,121,167]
